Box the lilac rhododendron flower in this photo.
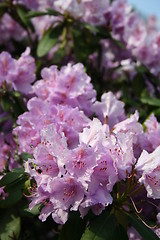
[136,146,160,199]
[0,52,16,86]
[113,111,143,145]
[26,112,138,223]
[0,48,35,94]
[1,1,160,237]
[0,13,26,49]
[14,97,90,154]
[93,91,125,128]
[141,114,160,152]
[83,0,109,25]
[25,121,113,223]
[33,63,96,115]
[16,0,53,10]
[110,0,131,38]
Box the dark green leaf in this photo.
[72,27,97,62]
[46,8,62,16]
[140,97,160,107]
[81,22,110,38]
[0,172,24,188]
[53,47,66,64]
[0,209,20,240]
[1,96,12,112]
[59,212,86,240]
[16,5,34,31]
[21,152,33,161]
[113,225,128,240]
[153,108,160,116]
[37,25,63,57]
[136,65,148,74]
[129,214,159,240]
[11,168,25,174]
[0,181,24,208]
[20,203,41,217]
[132,75,145,97]
[81,211,128,240]
[26,10,48,18]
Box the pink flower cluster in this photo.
[18,0,109,26]
[102,0,160,77]
[1,0,160,78]
[0,47,36,94]
[0,13,26,51]
[13,63,160,225]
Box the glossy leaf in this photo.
[21,152,33,161]
[37,25,63,57]
[81,211,128,240]
[16,5,34,31]
[129,214,159,240]
[0,182,24,208]
[0,172,24,187]
[26,10,48,18]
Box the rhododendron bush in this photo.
[0,0,160,239]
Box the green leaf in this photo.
[113,225,128,240]
[37,25,63,57]
[20,203,41,217]
[140,97,160,107]
[153,108,160,116]
[0,209,21,240]
[129,214,159,240]
[132,75,145,97]
[46,8,62,16]
[81,211,128,240]
[21,152,33,161]
[11,168,25,174]
[1,95,12,112]
[135,65,148,74]
[0,181,24,208]
[53,47,66,64]
[80,22,110,38]
[72,27,96,62]
[11,91,21,98]
[59,212,86,240]
[0,172,24,188]
[16,5,34,31]
[26,10,48,18]
[0,169,29,207]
